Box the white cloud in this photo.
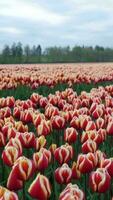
[0,0,67,26]
[0,27,22,34]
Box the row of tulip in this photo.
[0,85,113,199]
[0,63,113,90]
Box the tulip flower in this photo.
[59,183,85,200]
[18,132,35,148]
[30,93,41,104]
[6,96,15,107]
[89,168,111,193]
[51,115,65,129]
[28,173,51,200]
[33,151,49,171]
[6,137,22,156]
[2,146,20,167]
[81,130,102,145]
[13,107,22,119]
[35,135,46,151]
[82,139,97,154]
[64,127,78,144]
[72,162,81,180]
[0,132,6,147]
[54,143,73,165]
[45,105,59,119]
[96,117,105,129]
[101,158,113,177]
[39,148,51,164]
[0,186,18,200]
[95,150,106,167]
[107,120,113,135]
[70,116,80,129]
[36,120,51,136]
[7,156,34,190]
[33,113,45,127]
[39,97,48,108]
[55,163,72,184]
[49,143,57,155]
[77,153,96,173]
[85,121,96,131]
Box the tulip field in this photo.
[1,63,113,200]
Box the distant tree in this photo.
[2,45,10,56]
[11,43,17,57]
[24,45,31,56]
[16,42,23,57]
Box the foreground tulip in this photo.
[0,186,18,200]
[64,127,78,144]
[89,168,111,193]
[59,183,85,200]
[77,153,96,173]
[7,157,34,190]
[55,163,72,184]
[28,173,51,200]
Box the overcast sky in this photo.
[0,0,113,48]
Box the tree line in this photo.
[0,42,113,63]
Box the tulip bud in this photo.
[89,168,111,193]
[28,173,51,200]
[55,163,72,184]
